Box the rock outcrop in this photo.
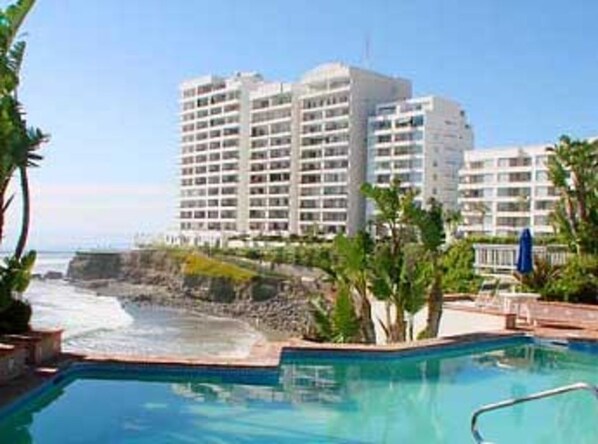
[67,249,317,337]
[67,252,122,281]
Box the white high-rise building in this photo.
[248,82,298,236]
[458,144,558,237]
[297,64,411,236]
[176,63,473,246]
[367,96,473,217]
[179,72,265,245]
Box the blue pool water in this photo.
[0,338,597,443]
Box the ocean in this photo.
[23,253,264,358]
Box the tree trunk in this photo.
[386,299,406,343]
[0,192,4,246]
[393,305,406,342]
[358,295,376,343]
[426,268,443,338]
[0,178,13,246]
[14,166,30,259]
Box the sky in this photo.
[4,0,597,250]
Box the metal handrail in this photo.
[471,382,598,444]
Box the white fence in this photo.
[473,243,570,275]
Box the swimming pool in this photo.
[0,336,597,443]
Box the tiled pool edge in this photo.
[0,331,525,420]
[281,333,532,361]
[1,330,597,423]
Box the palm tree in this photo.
[413,198,446,338]
[547,135,598,255]
[0,0,45,334]
[14,126,47,259]
[0,0,38,245]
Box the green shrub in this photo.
[308,288,360,343]
[207,278,236,302]
[162,249,256,283]
[544,254,598,304]
[251,281,278,302]
[441,240,482,293]
[308,296,333,342]
[467,234,561,246]
[331,287,360,343]
[0,300,32,334]
[517,255,562,293]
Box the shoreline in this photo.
[69,279,297,343]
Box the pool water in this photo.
[1,340,597,443]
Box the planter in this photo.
[0,343,27,382]
[1,329,62,366]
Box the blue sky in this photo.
[7,0,598,249]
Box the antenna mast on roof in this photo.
[364,31,372,69]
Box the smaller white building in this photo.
[458,144,557,237]
[367,96,473,217]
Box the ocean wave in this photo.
[23,253,264,359]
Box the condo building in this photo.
[458,144,558,236]
[176,63,472,246]
[179,72,264,245]
[367,96,473,217]
[248,82,298,236]
[297,64,411,236]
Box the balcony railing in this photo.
[473,243,570,274]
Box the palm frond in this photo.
[2,0,35,48]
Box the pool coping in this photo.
[1,330,596,422]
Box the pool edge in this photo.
[0,331,532,421]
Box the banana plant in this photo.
[362,179,419,343]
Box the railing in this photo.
[473,243,570,274]
[471,382,598,444]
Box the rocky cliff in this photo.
[67,249,316,337]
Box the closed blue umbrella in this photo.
[516,228,534,274]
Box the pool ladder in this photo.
[471,382,598,444]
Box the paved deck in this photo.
[446,298,598,331]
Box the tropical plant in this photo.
[0,0,46,334]
[309,291,360,343]
[547,136,598,255]
[362,179,419,342]
[327,231,376,343]
[543,255,598,304]
[0,251,35,333]
[441,239,482,294]
[515,255,562,294]
[308,296,333,341]
[401,245,429,341]
[330,285,360,342]
[412,198,446,338]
